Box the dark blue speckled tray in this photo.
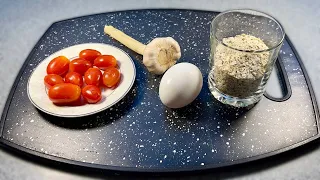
[0,9,319,172]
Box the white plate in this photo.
[27,43,136,118]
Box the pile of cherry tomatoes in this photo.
[44,49,121,105]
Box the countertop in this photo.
[1,0,320,179]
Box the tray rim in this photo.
[0,9,319,173]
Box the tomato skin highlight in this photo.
[46,56,70,76]
[44,74,64,89]
[79,49,101,63]
[82,85,102,104]
[94,55,117,70]
[48,83,81,104]
[102,67,121,88]
[84,68,102,86]
[69,58,92,75]
[65,72,83,87]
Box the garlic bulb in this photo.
[104,25,181,74]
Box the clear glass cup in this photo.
[208,9,285,107]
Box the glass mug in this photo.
[208,9,285,107]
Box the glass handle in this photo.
[264,56,292,102]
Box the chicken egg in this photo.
[159,63,203,108]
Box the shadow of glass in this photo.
[163,82,255,132]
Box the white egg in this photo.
[159,62,203,108]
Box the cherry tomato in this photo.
[102,67,120,88]
[84,68,102,86]
[44,74,64,89]
[47,56,70,76]
[69,58,92,75]
[94,55,117,70]
[65,72,83,87]
[79,49,101,63]
[82,85,102,104]
[48,83,81,104]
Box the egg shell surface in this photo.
[159,62,203,108]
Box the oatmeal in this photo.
[213,34,269,98]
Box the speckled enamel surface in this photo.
[0,10,318,171]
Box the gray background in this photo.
[0,0,319,179]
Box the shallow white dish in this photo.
[27,43,136,118]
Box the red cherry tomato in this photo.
[44,74,64,89]
[48,83,81,104]
[79,49,101,63]
[69,58,92,75]
[82,85,102,104]
[65,72,83,87]
[84,68,102,86]
[102,67,120,88]
[94,55,117,70]
[47,56,70,76]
